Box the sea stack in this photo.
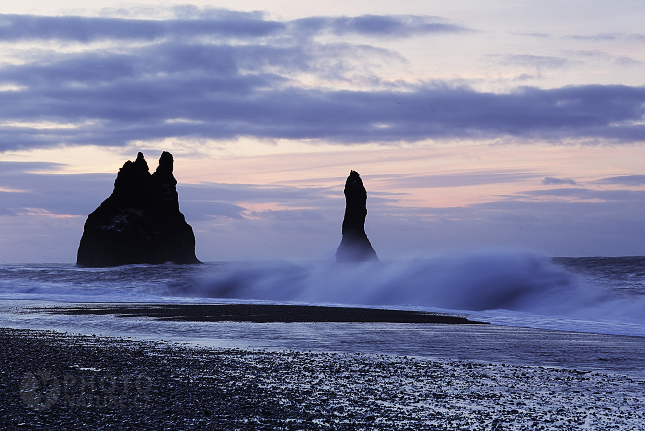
[336,170,378,263]
[76,152,201,267]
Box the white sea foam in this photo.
[158,251,645,335]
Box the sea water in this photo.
[1,250,644,337]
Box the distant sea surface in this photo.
[1,251,645,339]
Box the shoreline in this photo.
[6,301,645,378]
[3,327,645,429]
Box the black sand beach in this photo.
[3,304,645,429]
[3,328,645,430]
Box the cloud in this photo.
[500,55,570,70]
[0,12,279,42]
[373,170,541,189]
[0,12,465,43]
[2,63,645,150]
[0,11,645,152]
[566,33,645,42]
[291,15,468,38]
[179,182,337,206]
[564,50,642,66]
[251,209,326,221]
[517,187,593,198]
[517,187,645,202]
[0,161,64,174]
[179,200,246,220]
[0,163,114,216]
[565,49,608,58]
[615,56,642,66]
[596,175,645,186]
[509,31,551,38]
[542,177,576,185]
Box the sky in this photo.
[1,0,645,262]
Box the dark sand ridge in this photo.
[32,303,487,324]
[3,327,645,430]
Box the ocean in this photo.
[1,250,644,335]
[2,250,645,376]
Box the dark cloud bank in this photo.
[0,11,643,152]
[0,11,465,42]
[542,177,576,185]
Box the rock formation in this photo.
[76,152,201,267]
[336,171,378,263]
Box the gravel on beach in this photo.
[2,327,644,430]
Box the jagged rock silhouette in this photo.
[336,170,378,263]
[76,152,200,267]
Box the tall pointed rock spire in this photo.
[336,170,378,262]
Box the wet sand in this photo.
[32,303,486,324]
[3,326,645,430]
